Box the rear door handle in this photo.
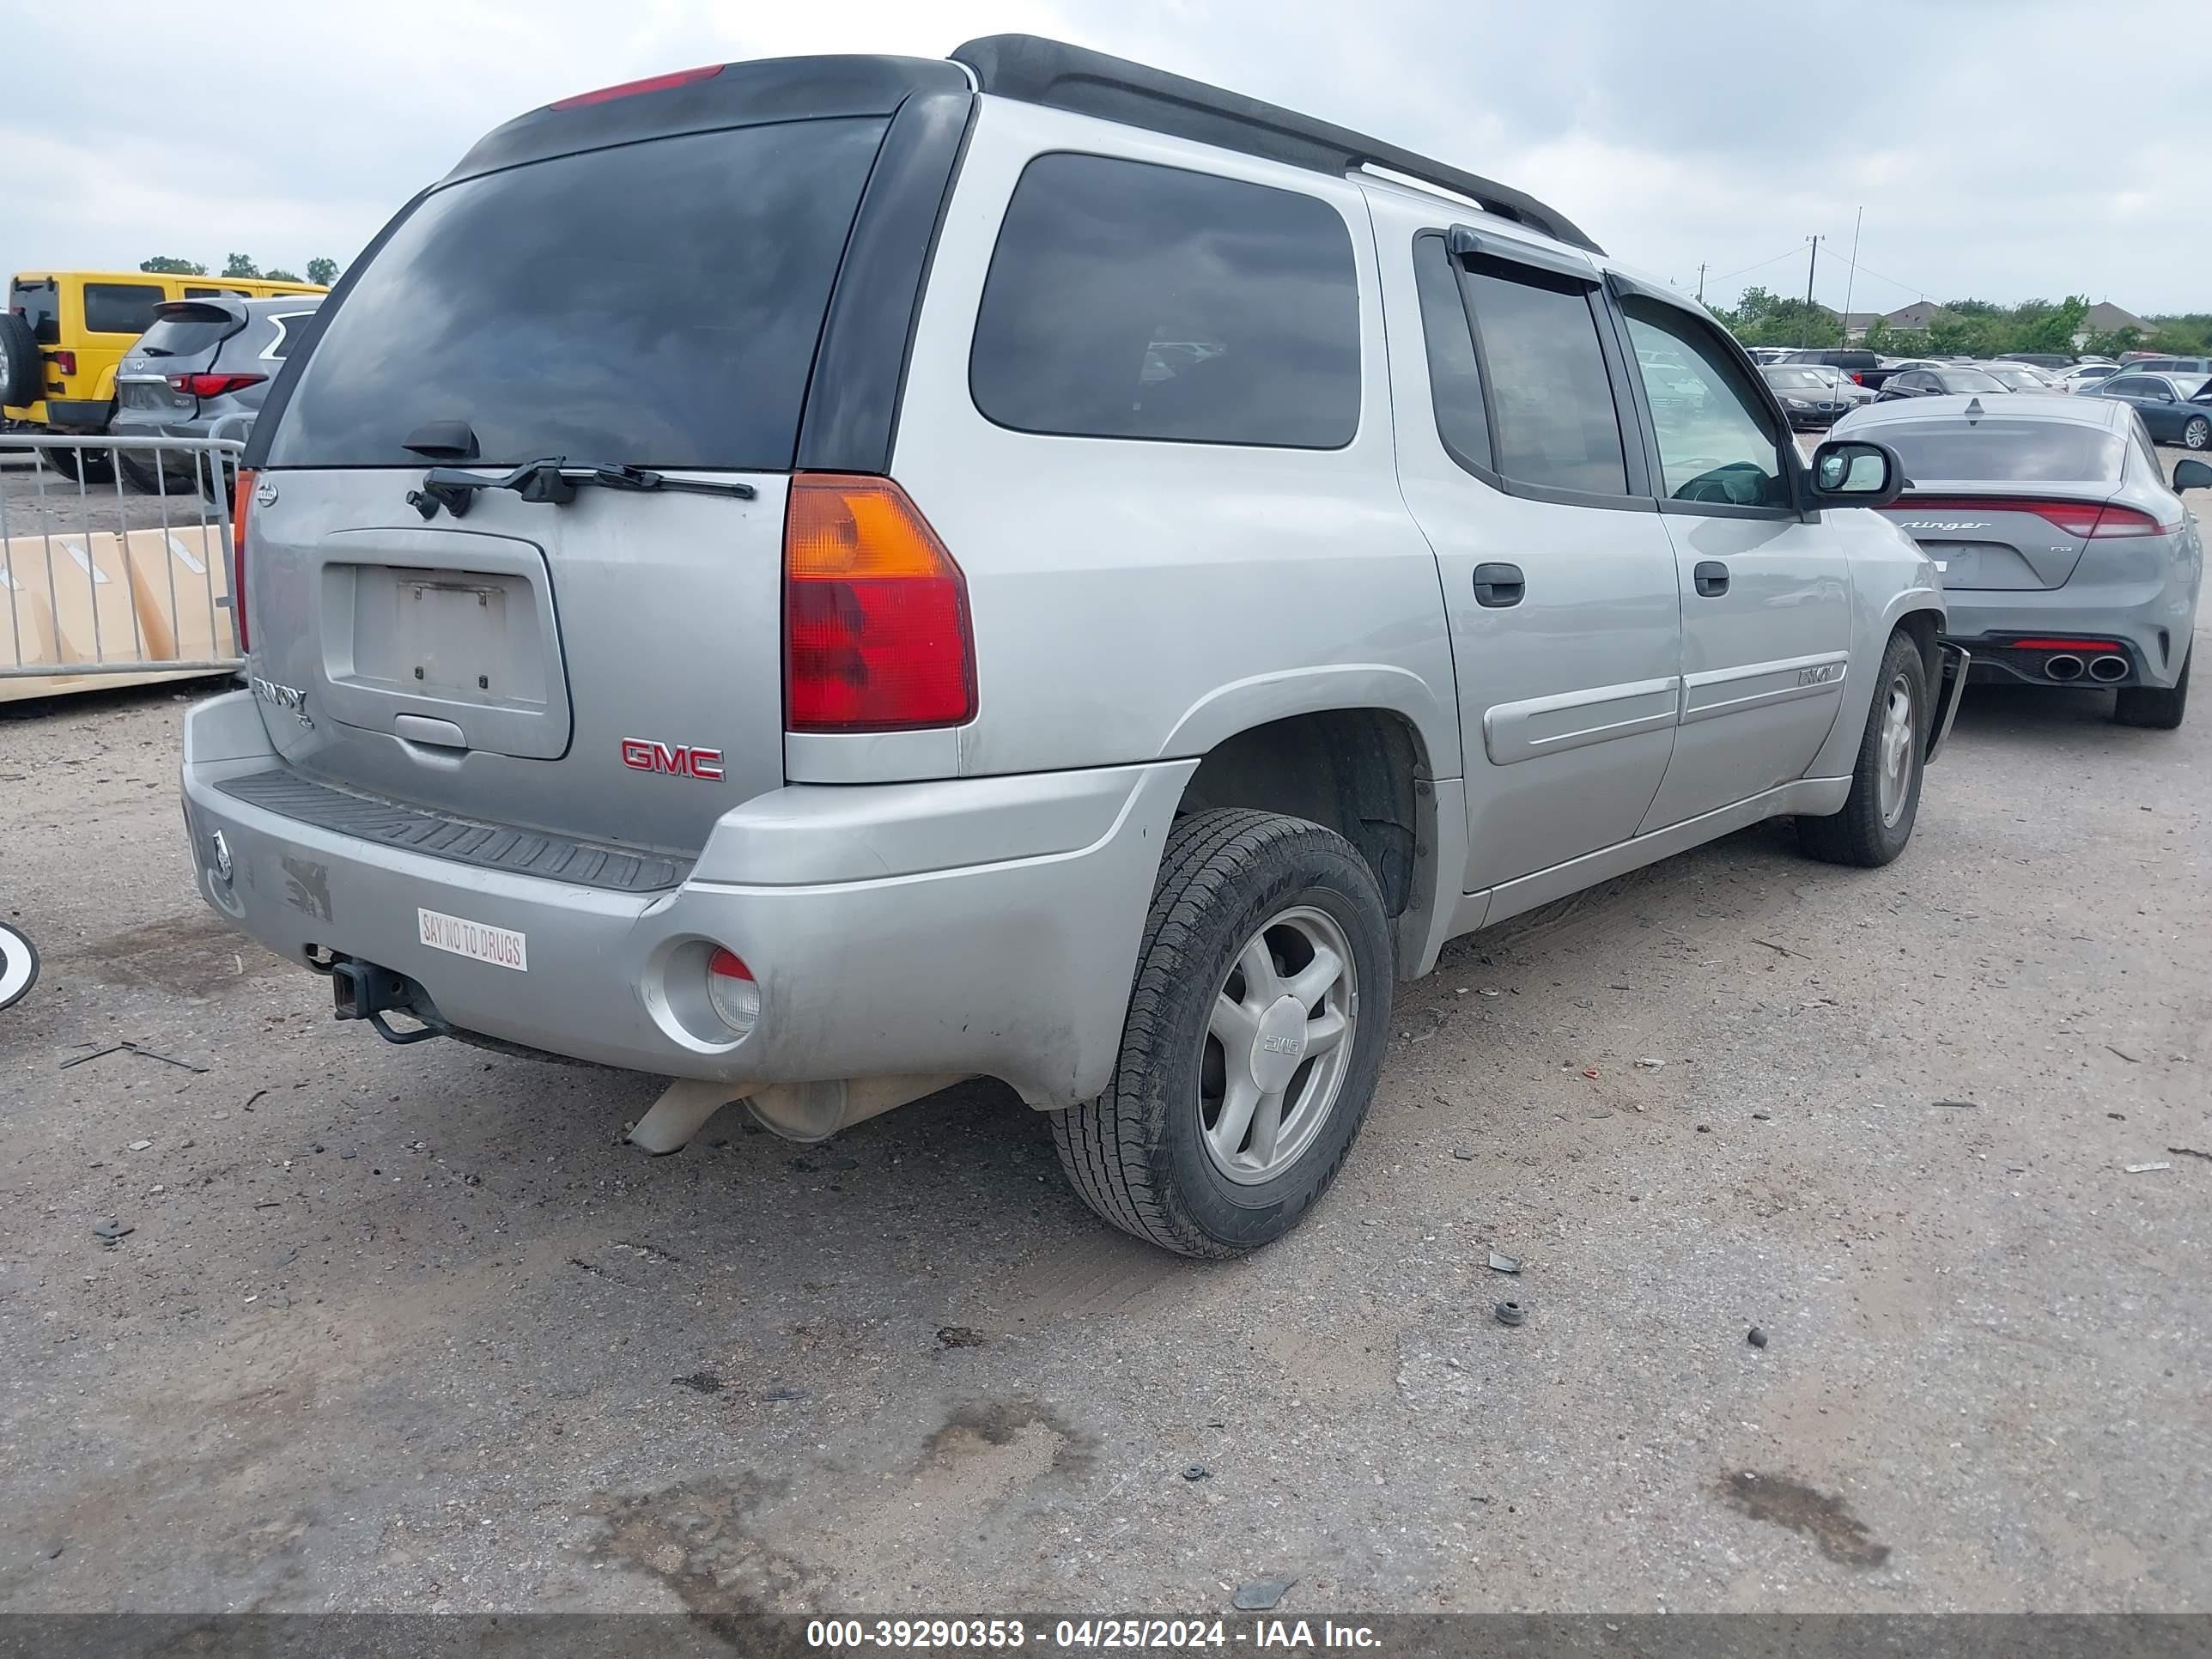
[1693,561,1730,598]
[1474,562,1524,608]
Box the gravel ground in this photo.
[1,579,2207,1617]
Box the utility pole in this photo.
[1802,234,1822,346]
[1839,206,1863,347]
[1696,262,1708,304]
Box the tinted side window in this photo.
[1462,263,1627,495]
[970,154,1359,448]
[1620,299,1789,509]
[1411,234,1490,469]
[84,283,165,336]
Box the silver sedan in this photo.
[1835,392,2209,727]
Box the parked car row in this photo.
[3,269,325,487]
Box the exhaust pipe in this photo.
[2088,654,2129,683]
[2045,654,2085,682]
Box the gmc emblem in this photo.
[619,738,725,781]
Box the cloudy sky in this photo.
[5,0,2197,317]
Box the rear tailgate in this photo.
[1880,493,2106,589]
[247,110,896,856]
[1861,415,2132,591]
[117,301,240,416]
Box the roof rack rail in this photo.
[949,34,1602,256]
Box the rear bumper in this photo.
[1942,582,2193,689]
[182,691,1191,1105]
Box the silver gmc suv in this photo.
[180,37,1964,1256]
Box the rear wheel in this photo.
[116,451,171,494]
[1798,629,1927,867]
[2114,652,2190,729]
[38,441,114,485]
[1051,808,1394,1258]
[2184,416,2209,452]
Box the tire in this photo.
[1051,808,1395,1258]
[116,450,172,495]
[2184,416,2209,452]
[38,441,114,484]
[2114,651,2189,730]
[0,313,40,406]
[1798,629,1928,867]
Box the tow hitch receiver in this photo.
[331,958,452,1045]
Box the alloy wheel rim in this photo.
[2188,419,2209,450]
[1877,673,1916,828]
[1199,905,1358,1185]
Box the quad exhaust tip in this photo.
[2088,654,2130,683]
[2045,654,2085,682]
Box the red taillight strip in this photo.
[230,469,252,654]
[2010,638,2123,652]
[1887,495,2170,538]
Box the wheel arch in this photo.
[1173,703,1446,980]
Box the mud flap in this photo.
[1925,643,1970,764]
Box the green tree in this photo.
[1717,284,1839,348]
[139,255,206,275]
[1860,316,1901,356]
[2084,325,2142,358]
[2148,316,2209,355]
[2012,295,2088,355]
[222,252,260,278]
[264,268,302,283]
[305,256,338,286]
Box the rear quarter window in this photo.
[83,283,166,336]
[268,117,889,470]
[969,153,1361,448]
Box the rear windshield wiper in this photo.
[407,458,756,520]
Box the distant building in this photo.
[1880,300,1950,334]
[2075,301,2150,348]
[1838,311,1884,343]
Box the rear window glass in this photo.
[11,278,59,344]
[268,118,888,470]
[1870,419,2126,482]
[969,153,1360,448]
[137,308,235,359]
[84,283,165,336]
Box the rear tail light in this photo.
[706,947,760,1036]
[53,350,76,375]
[166,372,265,398]
[1850,372,1863,385]
[550,64,723,108]
[2011,638,2122,652]
[231,469,252,653]
[783,475,976,732]
[1888,495,2174,538]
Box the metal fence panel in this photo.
[0,432,245,697]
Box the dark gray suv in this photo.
[112,295,322,492]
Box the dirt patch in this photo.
[68,912,289,995]
[1719,1471,1893,1567]
[581,1475,811,1620]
